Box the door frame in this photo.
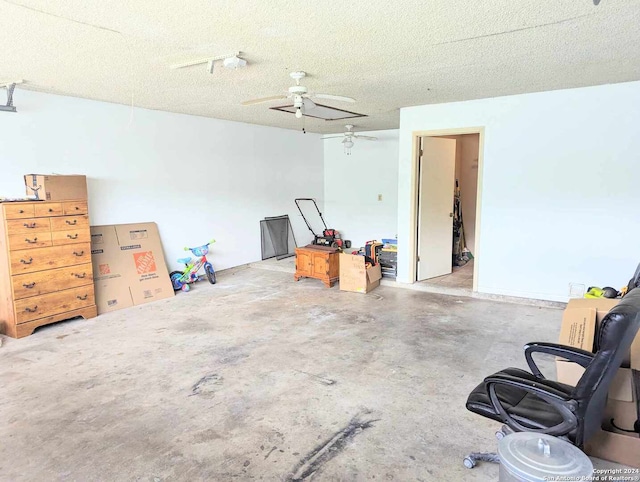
[409,127,485,291]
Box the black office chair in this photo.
[463,288,640,468]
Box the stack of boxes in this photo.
[556,298,640,467]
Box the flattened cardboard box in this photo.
[90,222,173,314]
[339,253,382,293]
[24,174,88,201]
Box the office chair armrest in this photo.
[524,342,594,379]
[485,373,578,436]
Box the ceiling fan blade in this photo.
[302,98,317,110]
[312,93,356,103]
[241,95,287,106]
[354,135,377,140]
[321,135,345,139]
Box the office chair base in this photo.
[463,425,511,468]
[463,452,500,468]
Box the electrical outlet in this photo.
[378,194,382,201]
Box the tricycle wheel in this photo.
[170,271,184,291]
[205,263,216,284]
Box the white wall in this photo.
[398,81,640,302]
[0,90,323,271]
[324,130,399,249]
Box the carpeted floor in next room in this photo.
[0,266,631,481]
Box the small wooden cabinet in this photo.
[0,200,97,338]
[294,246,340,288]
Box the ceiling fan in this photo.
[242,71,355,119]
[322,124,378,155]
[322,125,377,155]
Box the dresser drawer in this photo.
[63,201,88,215]
[14,285,95,324]
[3,203,34,219]
[34,202,63,217]
[10,243,91,274]
[6,217,51,235]
[50,215,89,231]
[51,229,91,246]
[12,263,93,299]
[8,232,53,250]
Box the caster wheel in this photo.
[495,430,506,440]
[463,457,476,469]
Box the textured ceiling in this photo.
[1,0,639,134]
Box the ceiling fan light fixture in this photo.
[343,138,354,155]
[295,107,303,119]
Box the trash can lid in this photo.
[498,432,593,481]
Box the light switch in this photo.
[378,194,382,201]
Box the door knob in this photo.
[449,213,453,217]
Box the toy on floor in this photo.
[169,240,216,292]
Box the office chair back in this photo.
[572,288,640,445]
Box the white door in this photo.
[417,137,457,280]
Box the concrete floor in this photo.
[0,267,631,481]
[419,260,474,292]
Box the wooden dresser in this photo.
[0,200,97,338]
[294,245,340,288]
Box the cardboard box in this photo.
[24,174,88,201]
[90,222,173,313]
[558,306,597,352]
[556,297,640,466]
[558,298,638,369]
[585,429,640,468]
[556,361,635,402]
[339,253,382,293]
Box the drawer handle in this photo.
[19,209,24,214]
[67,234,79,239]
[66,220,78,225]
[73,250,84,257]
[73,272,87,279]
[25,305,38,313]
[20,257,33,264]
[75,206,80,210]
[77,294,88,301]
[48,208,53,212]
[23,282,36,289]
[25,237,38,244]
[23,222,37,229]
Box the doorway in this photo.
[414,131,482,291]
